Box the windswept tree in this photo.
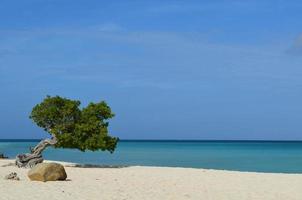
[16,96,119,168]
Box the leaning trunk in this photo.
[15,136,57,168]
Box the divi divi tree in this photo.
[16,96,119,168]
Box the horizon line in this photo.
[1,139,302,142]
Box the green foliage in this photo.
[30,96,119,153]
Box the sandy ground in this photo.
[1,159,302,200]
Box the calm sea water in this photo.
[1,140,302,173]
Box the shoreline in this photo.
[2,159,302,175]
[1,159,302,200]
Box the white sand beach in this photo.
[1,159,302,200]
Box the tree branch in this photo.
[15,135,57,168]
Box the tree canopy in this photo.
[30,95,118,153]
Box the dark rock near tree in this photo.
[28,163,67,182]
[0,153,8,159]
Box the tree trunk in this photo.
[15,136,57,168]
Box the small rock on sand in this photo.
[5,172,20,181]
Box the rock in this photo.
[28,163,67,182]
[0,153,8,159]
[5,172,20,181]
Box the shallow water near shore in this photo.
[1,140,302,173]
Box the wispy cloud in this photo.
[0,49,13,57]
[146,1,276,15]
[286,34,302,56]
[147,4,206,14]
[91,23,123,32]
[0,24,300,91]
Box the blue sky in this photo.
[1,0,302,140]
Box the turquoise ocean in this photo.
[1,140,302,173]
